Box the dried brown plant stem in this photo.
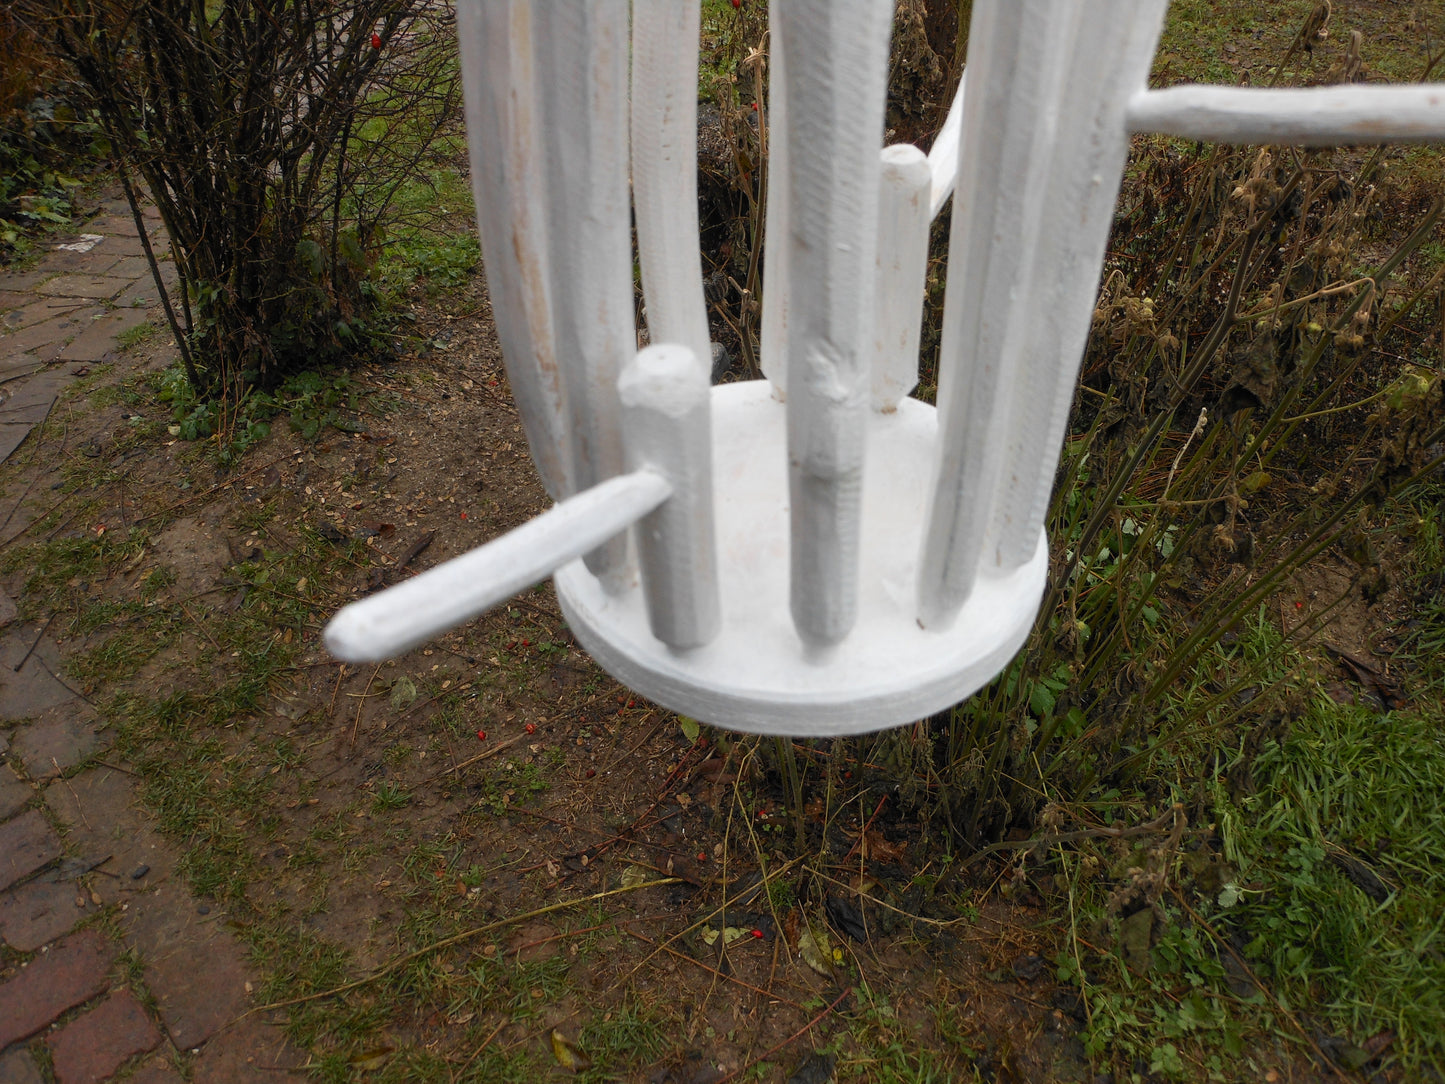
[716,985,853,1084]
[115,156,199,390]
[622,928,804,1011]
[251,877,682,1014]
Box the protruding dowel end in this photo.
[618,344,722,650]
[324,471,670,664]
[872,144,932,413]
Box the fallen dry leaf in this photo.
[550,1029,592,1072]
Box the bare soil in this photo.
[0,279,1140,1082]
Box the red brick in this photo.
[44,767,175,908]
[58,309,152,363]
[81,215,141,238]
[48,988,161,1084]
[1,297,89,331]
[10,706,107,780]
[0,1049,44,1083]
[122,884,251,1049]
[0,928,116,1047]
[112,268,177,311]
[0,878,90,951]
[37,250,121,276]
[35,276,131,301]
[0,271,58,291]
[0,809,62,891]
[0,309,100,362]
[108,256,152,279]
[0,764,30,819]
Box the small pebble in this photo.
[197,904,211,915]
[131,864,150,880]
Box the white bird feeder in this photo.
[327,0,1445,736]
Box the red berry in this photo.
[730,0,740,7]
[751,929,763,939]
[476,730,486,741]
[371,32,382,49]
[585,768,596,778]
[525,723,537,734]
[697,852,707,862]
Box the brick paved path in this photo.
[0,194,305,1082]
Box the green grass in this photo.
[1397,480,1445,693]
[0,529,150,622]
[577,1002,670,1083]
[373,165,480,296]
[1222,698,1445,1069]
[116,320,159,351]
[1157,0,1440,88]
[832,986,961,1083]
[1154,0,1280,84]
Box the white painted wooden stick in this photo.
[927,72,966,218]
[618,344,721,650]
[871,144,932,413]
[759,0,791,398]
[454,2,570,499]
[778,0,894,648]
[534,3,635,589]
[324,472,672,663]
[1128,83,1445,146]
[632,0,712,370]
[993,1,1169,572]
[917,0,1075,630]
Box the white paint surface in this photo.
[926,74,966,218]
[325,471,670,663]
[618,344,721,650]
[1130,84,1445,146]
[336,0,1445,736]
[871,144,932,413]
[556,381,1047,735]
[777,0,894,648]
[632,0,712,369]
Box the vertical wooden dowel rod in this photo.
[535,3,635,590]
[454,2,570,499]
[632,0,711,370]
[871,144,932,413]
[991,1,1168,572]
[778,0,894,649]
[618,344,722,651]
[915,0,1071,631]
[759,0,790,398]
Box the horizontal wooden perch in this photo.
[326,471,671,662]
[1128,84,1445,145]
